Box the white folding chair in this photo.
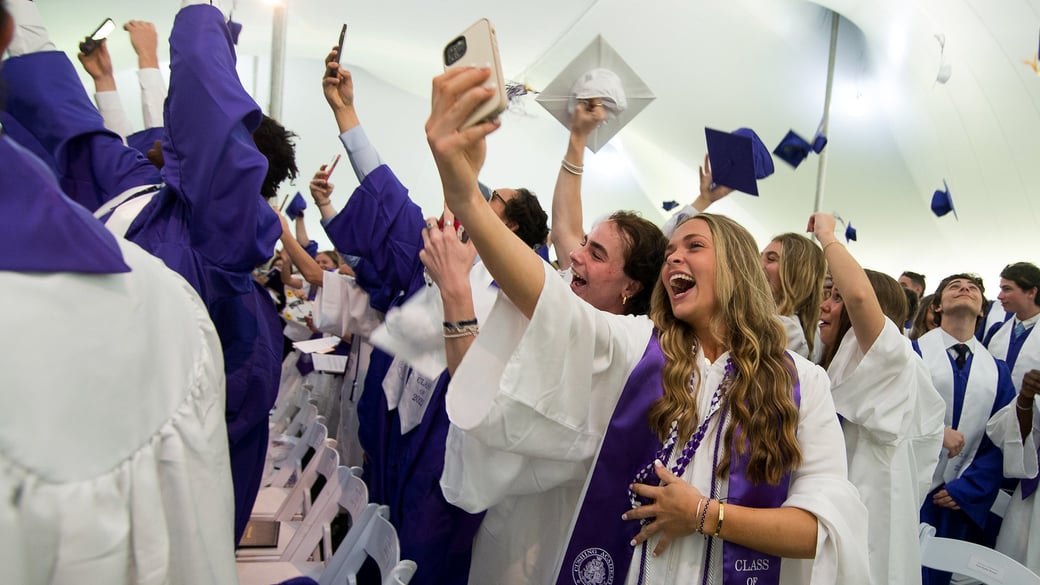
[919,522,1040,584]
[327,504,416,585]
[271,383,314,435]
[237,467,380,585]
[238,444,340,561]
[255,420,330,520]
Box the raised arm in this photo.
[419,209,478,375]
[309,165,338,221]
[278,215,323,289]
[77,39,134,140]
[810,212,885,352]
[426,67,544,318]
[660,155,733,236]
[551,100,605,269]
[125,20,166,129]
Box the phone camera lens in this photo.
[444,36,467,66]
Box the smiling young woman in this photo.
[423,64,870,583]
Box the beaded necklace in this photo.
[628,358,735,510]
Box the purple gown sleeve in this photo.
[0,52,160,212]
[163,5,280,273]
[322,164,426,300]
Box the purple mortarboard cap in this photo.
[286,192,307,220]
[774,126,828,169]
[930,180,958,220]
[661,200,679,211]
[773,130,812,169]
[704,127,773,196]
[845,222,857,242]
[227,19,243,45]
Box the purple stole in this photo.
[1006,325,1033,373]
[555,336,800,585]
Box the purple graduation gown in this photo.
[1,5,282,545]
[323,165,483,585]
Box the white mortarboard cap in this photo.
[535,36,655,153]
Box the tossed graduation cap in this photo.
[931,180,958,219]
[773,127,828,169]
[536,36,655,153]
[286,192,307,220]
[661,200,680,211]
[845,222,857,242]
[704,127,774,196]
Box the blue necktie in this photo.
[1013,321,1027,343]
[952,343,969,369]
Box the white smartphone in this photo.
[443,18,508,128]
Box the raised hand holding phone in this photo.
[79,18,115,56]
[442,18,508,128]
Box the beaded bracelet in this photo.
[561,158,584,176]
[713,501,725,538]
[443,318,479,339]
[696,498,712,536]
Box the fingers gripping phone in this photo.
[443,18,508,128]
[79,18,116,56]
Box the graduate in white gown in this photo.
[912,274,1016,585]
[985,262,1040,391]
[986,368,1040,573]
[0,10,234,576]
[426,66,869,585]
[433,99,669,584]
[812,213,945,585]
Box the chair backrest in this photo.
[283,401,320,442]
[329,504,411,585]
[277,456,346,562]
[386,560,417,585]
[270,417,327,490]
[270,383,312,434]
[919,522,1040,584]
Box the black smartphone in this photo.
[335,24,348,66]
[79,18,115,56]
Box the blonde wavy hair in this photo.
[772,233,826,356]
[649,214,802,485]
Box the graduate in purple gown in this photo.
[1,0,287,546]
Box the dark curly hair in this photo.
[252,114,298,201]
[609,211,667,316]
[502,188,549,249]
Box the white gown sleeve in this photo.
[442,262,652,511]
[660,203,699,237]
[312,270,384,338]
[782,355,871,584]
[94,90,133,142]
[987,401,1040,479]
[137,68,167,129]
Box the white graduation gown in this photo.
[0,239,235,585]
[779,313,810,358]
[986,401,1040,572]
[827,320,945,585]
[442,262,869,585]
[987,318,1040,391]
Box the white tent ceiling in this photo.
[35,0,1040,293]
